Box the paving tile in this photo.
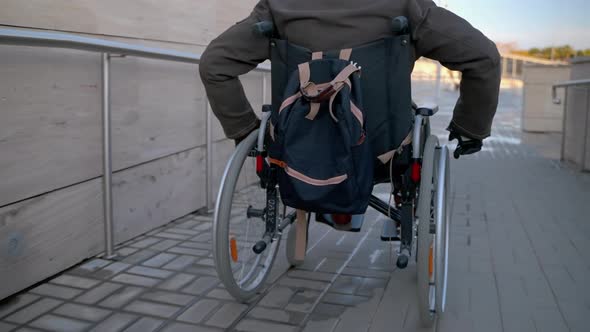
[191,233,211,243]
[247,307,306,325]
[260,286,296,308]
[195,258,215,267]
[278,277,330,291]
[122,317,164,332]
[167,246,209,257]
[321,293,370,307]
[4,298,62,324]
[160,322,222,332]
[182,276,219,295]
[127,266,174,279]
[124,300,181,318]
[177,299,220,324]
[329,276,364,295]
[92,262,131,279]
[184,266,218,277]
[150,240,181,251]
[141,291,194,306]
[30,283,82,300]
[193,222,212,231]
[341,267,391,279]
[117,247,139,257]
[54,303,111,321]
[112,274,160,287]
[287,270,336,282]
[313,303,347,318]
[121,250,158,265]
[99,286,144,309]
[163,255,198,271]
[130,238,161,249]
[29,314,90,332]
[74,282,122,305]
[175,219,200,229]
[205,302,248,328]
[166,228,200,236]
[0,321,17,331]
[89,313,138,332]
[356,277,388,297]
[157,273,197,291]
[285,290,322,313]
[155,232,191,240]
[302,314,339,332]
[206,288,234,301]
[235,319,298,332]
[51,275,101,289]
[78,259,111,272]
[0,294,40,318]
[12,328,44,332]
[179,241,211,250]
[141,253,178,268]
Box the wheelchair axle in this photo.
[246,206,265,219]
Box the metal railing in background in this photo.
[0,27,270,258]
[552,79,590,170]
[501,53,567,80]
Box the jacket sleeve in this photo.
[407,0,501,139]
[199,0,271,139]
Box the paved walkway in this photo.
[1,84,589,332]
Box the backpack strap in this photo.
[339,48,352,61]
[311,51,323,60]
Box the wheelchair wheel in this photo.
[416,135,451,327]
[213,130,283,302]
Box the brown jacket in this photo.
[200,0,501,140]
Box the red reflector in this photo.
[332,214,352,225]
[411,162,421,183]
[256,155,263,173]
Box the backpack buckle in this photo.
[300,82,336,103]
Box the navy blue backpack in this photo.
[268,49,374,214]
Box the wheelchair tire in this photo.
[416,135,438,327]
[435,145,451,315]
[213,130,282,303]
[417,136,451,326]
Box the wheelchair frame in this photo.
[212,102,451,327]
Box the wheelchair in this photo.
[212,18,451,327]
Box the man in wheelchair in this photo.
[200,0,500,152]
[200,0,500,324]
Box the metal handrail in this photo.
[552,79,590,104]
[0,27,270,258]
[552,79,590,169]
[0,27,271,71]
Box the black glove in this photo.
[448,131,483,159]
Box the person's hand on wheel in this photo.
[448,131,483,159]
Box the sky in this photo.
[443,0,590,50]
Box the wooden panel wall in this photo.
[0,46,208,207]
[0,0,216,45]
[0,0,266,299]
[0,146,207,300]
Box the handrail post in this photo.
[206,101,213,212]
[582,88,590,171]
[262,72,268,104]
[102,53,116,259]
[560,87,569,162]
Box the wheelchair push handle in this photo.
[392,16,410,35]
[253,21,274,37]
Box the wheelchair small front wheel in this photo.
[417,136,451,327]
[213,130,283,302]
